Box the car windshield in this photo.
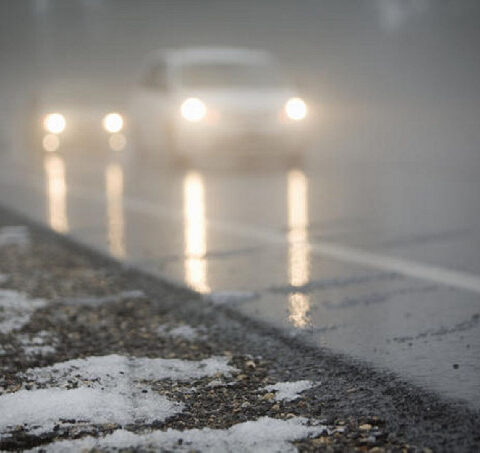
[180,61,284,89]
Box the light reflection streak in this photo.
[108,133,127,151]
[105,162,126,259]
[183,171,209,293]
[44,154,69,233]
[42,134,60,152]
[287,169,311,328]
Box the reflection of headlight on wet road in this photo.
[43,113,66,134]
[42,134,60,152]
[108,133,127,151]
[181,98,207,122]
[285,97,307,121]
[103,112,124,133]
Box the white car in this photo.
[130,47,312,164]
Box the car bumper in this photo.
[172,123,312,156]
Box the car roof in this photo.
[146,47,275,67]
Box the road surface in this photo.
[0,143,478,410]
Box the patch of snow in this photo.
[170,325,200,340]
[207,379,225,388]
[23,345,56,356]
[0,354,237,437]
[157,324,205,341]
[0,289,46,334]
[63,290,145,306]
[0,225,30,247]
[1,387,182,437]
[23,354,236,385]
[208,290,259,305]
[264,380,316,402]
[29,416,329,453]
[18,331,57,356]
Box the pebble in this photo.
[245,360,256,369]
[359,423,373,431]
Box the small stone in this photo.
[453,363,459,369]
[271,404,280,411]
[359,423,372,431]
[245,360,256,369]
[262,392,275,401]
[312,436,330,446]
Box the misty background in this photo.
[1,0,480,166]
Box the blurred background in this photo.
[1,0,480,166]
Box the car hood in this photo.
[174,88,295,112]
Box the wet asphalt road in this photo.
[0,141,479,410]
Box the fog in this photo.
[1,0,480,165]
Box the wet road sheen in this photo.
[0,149,479,409]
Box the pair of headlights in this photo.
[180,97,308,122]
[43,112,124,134]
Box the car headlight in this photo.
[181,98,207,122]
[43,113,66,134]
[103,112,124,133]
[285,97,307,121]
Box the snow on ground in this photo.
[21,344,56,356]
[0,289,46,334]
[1,387,182,437]
[208,290,259,305]
[0,225,30,247]
[18,331,57,357]
[264,380,316,402]
[29,416,329,453]
[22,354,236,385]
[156,324,205,341]
[0,354,237,437]
[169,325,202,340]
[63,290,145,306]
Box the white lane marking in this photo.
[1,169,480,294]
